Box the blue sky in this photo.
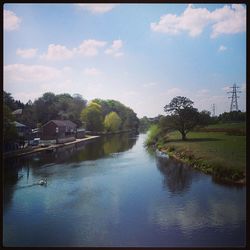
[4,3,246,118]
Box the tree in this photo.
[139,116,151,132]
[92,98,139,131]
[104,112,122,132]
[33,92,58,124]
[218,111,246,123]
[80,102,104,131]
[3,104,18,146]
[198,110,211,127]
[3,91,24,111]
[164,96,200,140]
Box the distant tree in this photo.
[80,102,104,131]
[31,92,87,127]
[33,92,58,124]
[198,110,212,127]
[218,111,246,123]
[92,98,139,131]
[104,112,122,132]
[70,94,87,127]
[3,91,24,110]
[3,104,18,144]
[164,96,200,140]
[139,116,151,132]
[159,115,173,133]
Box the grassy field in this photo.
[195,122,246,135]
[154,124,246,183]
[206,122,246,129]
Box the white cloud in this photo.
[16,48,38,59]
[241,83,246,92]
[151,4,246,38]
[105,40,124,57]
[41,44,74,61]
[4,64,62,83]
[83,67,101,76]
[160,87,182,96]
[4,9,21,31]
[86,82,103,95]
[124,90,137,96]
[210,4,246,38]
[40,79,72,95]
[39,40,107,60]
[143,82,157,88]
[77,39,107,57]
[222,86,230,91]
[12,91,43,104]
[196,89,210,96]
[75,4,117,14]
[218,45,227,52]
[4,64,76,103]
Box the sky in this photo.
[3,3,246,118]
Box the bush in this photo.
[168,145,175,152]
[145,124,161,146]
[212,163,244,181]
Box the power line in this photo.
[227,83,241,112]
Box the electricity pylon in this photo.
[212,104,215,117]
[227,84,241,112]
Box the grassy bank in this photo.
[146,124,246,184]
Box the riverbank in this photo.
[86,129,138,135]
[3,135,100,159]
[150,130,246,185]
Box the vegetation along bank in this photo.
[145,96,246,185]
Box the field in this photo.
[156,122,246,183]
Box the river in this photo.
[3,133,246,247]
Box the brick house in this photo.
[41,120,77,143]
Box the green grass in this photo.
[195,122,246,136]
[157,130,246,183]
[206,122,246,129]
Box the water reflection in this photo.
[3,133,138,211]
[149,192,246,238]
[3,133,245,247]
[156,156,200,195]
[152,153,246,245]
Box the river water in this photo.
[3,133,246,247]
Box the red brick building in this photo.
[41,120,77,143]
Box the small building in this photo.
[41,120,77,143]
[13,121,30,138]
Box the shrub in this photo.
[145,124,161,146]
[212,163,244,181]
[168,145,175,152]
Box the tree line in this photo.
[142,96,246,141]
[3,91,140,146]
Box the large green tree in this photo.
[164,96,200,140]
[104,112,122,132]
[29,92,86,127]
[92,98,139,132]
[80,102,104,131]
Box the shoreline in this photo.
[3,135,100,159]
[155,145,246,186]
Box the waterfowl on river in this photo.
[38,179,47,185]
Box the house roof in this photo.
[13,121,27,127]
[12,109,23,115]
[42,120,77,128]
